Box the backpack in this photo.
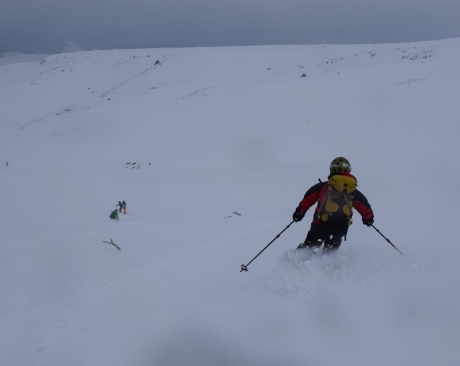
[316,174,357,226]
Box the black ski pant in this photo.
[301,222,348,251]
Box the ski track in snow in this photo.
[266,245,404,298]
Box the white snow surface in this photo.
[1,40,460,366]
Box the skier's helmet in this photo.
[330,157,351,173]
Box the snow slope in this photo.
[1,39,460,366]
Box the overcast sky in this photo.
[1,0,460,54]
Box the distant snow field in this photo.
[1,39,460,366]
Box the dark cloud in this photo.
[1,0,460,54]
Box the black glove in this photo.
[362,216,374,226]
[293,212,304,222]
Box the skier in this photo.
[122,200,127,214]
[116,201,123,213]
[293,157,374,251]
[109,209,119,220]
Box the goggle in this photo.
[330,161,351,172]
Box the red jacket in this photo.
[295,172,373,225]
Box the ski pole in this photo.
[371,225,414,265]
[240,220,294,272]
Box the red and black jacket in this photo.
[294,172,373,226]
